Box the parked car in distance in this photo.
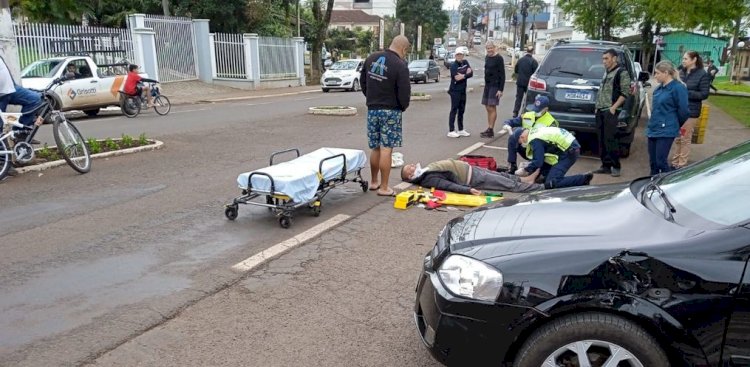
[415,139,750,367]
[524,40,650,158]
[472,36,482,45]
[436,46,448,59]
[320,59,364,92]
[21,56,143,117]
[443,52,456,69]
[473,30,481,36]
[408,59,440,83]
[447,37,457,47]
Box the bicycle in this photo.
[120,82,171,118]
[0,74,91,180]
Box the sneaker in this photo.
[508,163,518,174]
[457,130,471,137]
[593,167,612,174]
[611,167,621,177]
[5,166,18,177]
[480,128,494,138]
[616,121,627,128]
[447,131,460,138]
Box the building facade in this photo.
[333,0,396,18]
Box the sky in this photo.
[443,0,461,10]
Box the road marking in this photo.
[457,142,485,156]
[296,96,322,101]
[394,182,412,191]
[231,214,350,273]
[246,101,274,106]
[483,145,508,151]
[172,108,208,114]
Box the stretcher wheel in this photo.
[360,180,369,192]
[311,205,321,217]
[225,205,238,221]
[279,216,292,229]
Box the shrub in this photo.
[104,138,118,151]
[121,134,134,148]
[87,138,101,154]
[138,133,148,146]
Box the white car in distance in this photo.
[320,59,364,93]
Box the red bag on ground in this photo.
[459,155,497,171]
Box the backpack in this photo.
[459,155,497,171]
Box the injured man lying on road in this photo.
[401,159,545,194]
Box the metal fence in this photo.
[142,15,198,82]
[259,36,297,80]
[12,22,134,69]
[212,33,247,79]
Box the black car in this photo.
[415,140,750,366]
[409,59,441,83]
[524,40,650,158]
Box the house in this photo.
[620,31,729,72]
[333,0,396,18]
[329,10,381,32]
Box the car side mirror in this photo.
[638,71,650,82]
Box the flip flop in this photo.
[368,184,380,191]
[376,188,396,197]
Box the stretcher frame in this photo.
[224,148,368,228]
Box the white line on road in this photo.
[483,145,508,151]
[457,142,485,156]
[394,182,412,191]
[231,214,351,273]
[246,101,275,106]
[207,89,320,103]
[296,96,322,101]
[171,108,208,114]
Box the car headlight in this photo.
[438,255,503,302]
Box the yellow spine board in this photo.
[393,189,501,209]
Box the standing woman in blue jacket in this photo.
[671,51,710,169]
[447,49,473,138]
[648,61,689,175]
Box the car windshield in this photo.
[539,49,610,79]
[409,61,429,68]
[330,61,358,70]
[21,59,64,78]
[648,141,750,227]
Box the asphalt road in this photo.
[1,55,745,366]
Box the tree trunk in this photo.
[310,0,336,82]
[162,0,170,16]
[640,17,654,72]
[729,15,742,83]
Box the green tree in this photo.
[309,0,336,79]
[557,0,633,40]
[396,0,449,56]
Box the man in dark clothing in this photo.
[360,35,411,197]
[706,59,719,93]
[480,42,506,138]
[593,49,631,178]
[512,46,538,118]
[447,49,473,138]
[400,159,543,194]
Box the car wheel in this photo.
[83,108,100,117]
[351,79,360,92]
[435,73,440,82]
[322,88,330,93]
[515,312,669,367]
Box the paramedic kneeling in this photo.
[502,95,559,172]
[401,159,543,194]
[517,127,593,189]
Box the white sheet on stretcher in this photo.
[237,147,367,203]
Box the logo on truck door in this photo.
[67,88,97,100]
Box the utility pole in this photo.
[519,0,528,50]
[297,0,301,37]
[0,0,21,81]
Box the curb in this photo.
[17,140,165,174]
[196,89,321,104]
[410,95,432,101]
[307,106,357,116]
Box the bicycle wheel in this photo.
[53,116,91,174]
[121,96,141,118]
[0,138,11,180]
[153,95,171,115]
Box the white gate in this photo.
[259,37,297,80]
[142,15,198,82]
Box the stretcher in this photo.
[225,147,368,228]
[394,188,502,209]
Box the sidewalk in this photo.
[159,81,321,105]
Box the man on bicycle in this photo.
[0,54,44,143]
[124,64,158,108]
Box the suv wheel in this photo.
[515,312,669,367]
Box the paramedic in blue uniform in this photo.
[501,95,559,173]
[360,35,411,197]
[516,126,594,189]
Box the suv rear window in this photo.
[539,48,608,79]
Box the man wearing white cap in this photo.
[446,49,473,138]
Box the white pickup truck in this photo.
[21,56,148,117]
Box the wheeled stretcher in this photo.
[224,147,368,228]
